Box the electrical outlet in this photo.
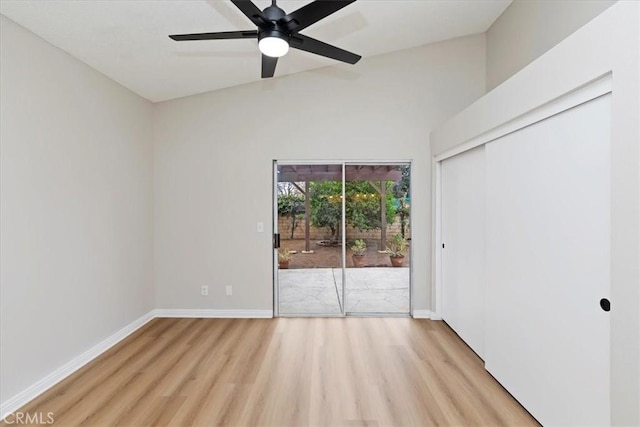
[257,222,264,233]
[225,285,233,296]
[201,285,208,296]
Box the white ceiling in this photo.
[0,0,511,102]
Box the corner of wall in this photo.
[485,0,617,91]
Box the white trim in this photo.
[408,159,414,315]
[273,160,279,318]
[153,309,273,318]
[0,311,155,419]
[432,158,443,320]
[341,163,346,315]
[412,310,441,320]
[434,73,612,162]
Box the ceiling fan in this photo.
[169,0,361,78]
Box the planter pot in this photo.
[390,256,405,267]
[279,261,289,269]
[352,254,366,268]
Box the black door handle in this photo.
[273,233,281,249]
[600,298,610,312]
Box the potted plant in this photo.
[386,233,408,267]
[350,239,367,268]
[278,247,292,269]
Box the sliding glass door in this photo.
[344,164,411,314]
[274,161,411,317]
[275,163,345,316]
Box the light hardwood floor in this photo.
[5,318,538,426]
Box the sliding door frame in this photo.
[274,160,413,317]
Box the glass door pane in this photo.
[344,164,411,315]
[276,163,344,316]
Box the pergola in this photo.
[277,165,403,252]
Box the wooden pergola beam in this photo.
[278,165,402,183]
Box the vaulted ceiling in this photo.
[0,0,511,102]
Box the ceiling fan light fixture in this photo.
[258,30,289,58]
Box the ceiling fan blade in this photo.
[262,55,278,78]
[169,30,258,41]
[290,35,361,64]
[283,0,356,32]
[231,0,269,27]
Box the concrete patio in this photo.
[278,267,410,315]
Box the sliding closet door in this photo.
[485,95,611,426]
[441,145,485,358]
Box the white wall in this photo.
[637,2,640,410]
[486,0,616,91]
[0,16,154,404]
[153,34,486,313]
[432,2,639,424]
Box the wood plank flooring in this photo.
[3,318,538,426]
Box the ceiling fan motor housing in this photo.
[259,5,290,44]
[263,5,286,22]
[259,27,289,43]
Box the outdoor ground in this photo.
[280,238,412,269]
[278,268,410,314]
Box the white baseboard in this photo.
[153,309,273,318]
[0,310,155,419]
[412,310,441,320]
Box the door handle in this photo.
[273,233,281,249]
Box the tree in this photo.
[392,166,410,199]
[392,166,411,238]
[277,183,305,239]
[309,181,396,239]
[309,181,342,241]
[345,181,395,231]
